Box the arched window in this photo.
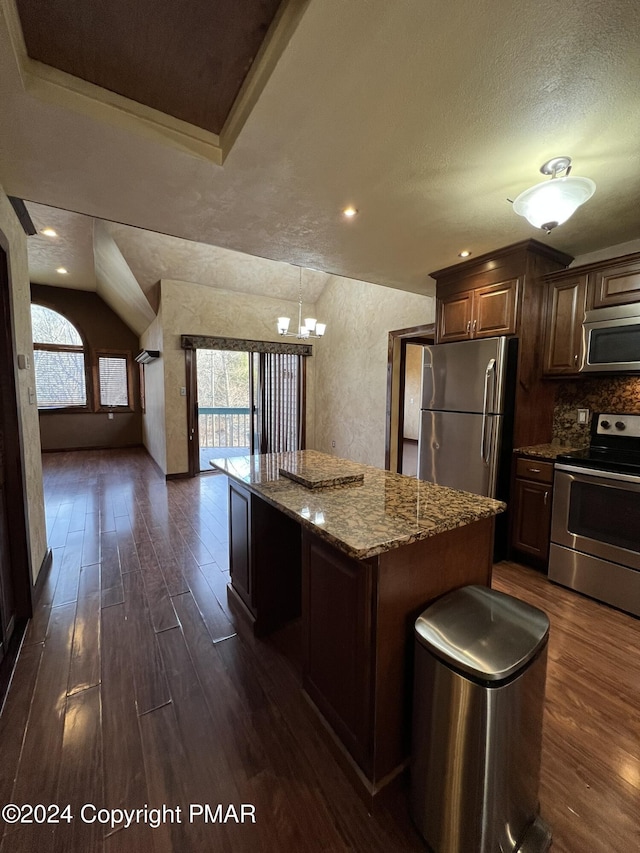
[31,305,88,408]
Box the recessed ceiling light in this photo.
[342,206,358,218]
[56,267,68,275]
[458,250,471,258]
[41,228,58,237]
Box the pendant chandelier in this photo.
[512,156,596,234]
[277,267,326,339]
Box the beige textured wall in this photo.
[0,188,48,583]
[314,276,434,467]
[403,343,423,441]
[140,311,167,472]
[159,279,315,475]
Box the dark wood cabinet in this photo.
[436,278,519,343]
[510,457,554,568]
[541,251,640,376]
[473,279,520,338]
[437,290,473,342]
[431,240,573,449]
[591,256,640,308]
[228,481,301,633]
[543,274,588,375]
[229,480,253,612]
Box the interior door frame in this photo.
[385,324,435,473]
[0,241,33,637]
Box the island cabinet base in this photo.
[228,480,302,636]
[302,517,494,802]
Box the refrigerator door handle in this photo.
[480,358,496,462]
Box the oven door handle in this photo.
[555,463,640,485]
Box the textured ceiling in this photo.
[14,0,283,135]
[2,0,640,303]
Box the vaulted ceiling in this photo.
[1,0,639,307]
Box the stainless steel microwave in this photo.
[581,302,640,372]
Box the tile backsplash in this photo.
[553,376,640,446]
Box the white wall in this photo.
[314,275,434,466]
[0,187,47,582]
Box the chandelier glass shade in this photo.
[277,268,326,339]
[512,157,596,234]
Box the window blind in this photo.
[33,350,87,407]
[99,356,129,407]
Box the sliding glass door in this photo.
[185,336,308,475]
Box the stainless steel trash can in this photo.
[411,585,551,853]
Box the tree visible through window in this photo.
[31,305,87,408]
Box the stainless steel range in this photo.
[550,413,640,618]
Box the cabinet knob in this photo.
[574,353,578,365]
[544,490,549,506]
[472,319,477,332]
[528,467,541,473]
[466,321,471,333]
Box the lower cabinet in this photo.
[510,457,554,569]
[228,481,301,633]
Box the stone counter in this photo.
[514,442,585,461]
[211,449,505,560]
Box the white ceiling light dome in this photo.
[512,156,596,234]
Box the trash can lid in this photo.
[415,585,550,682]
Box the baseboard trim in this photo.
[166,471,191,481]
[41,443,143,453]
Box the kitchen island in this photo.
[211,450,505,802]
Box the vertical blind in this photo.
[258,352,302,453]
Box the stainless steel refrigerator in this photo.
[418,337,518,551]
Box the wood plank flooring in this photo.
[0,448,638,852]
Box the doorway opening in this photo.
[385,324,435,475]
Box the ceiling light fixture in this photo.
[458,250,471,258]
[512,156,595,234]
[342,206,358,218]
[41,228,57,237]
[277,267,326,340]
[56,267,68,274]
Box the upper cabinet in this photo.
[591,256,640,309]
[542,252,640,376]
[437,279,519,342]
[543,274,588,375]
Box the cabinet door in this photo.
[437,291,473,342]
[473,279,519,338]
[302,533,373,771]
[543,275,587,375]
[512,478,552,562]
[229,481,254,612]
[592,259,640,308]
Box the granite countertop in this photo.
[210,450,505,561]
[514,442,586,460]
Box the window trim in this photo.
[92,349,135,413]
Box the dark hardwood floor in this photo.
[0,448,638,852]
